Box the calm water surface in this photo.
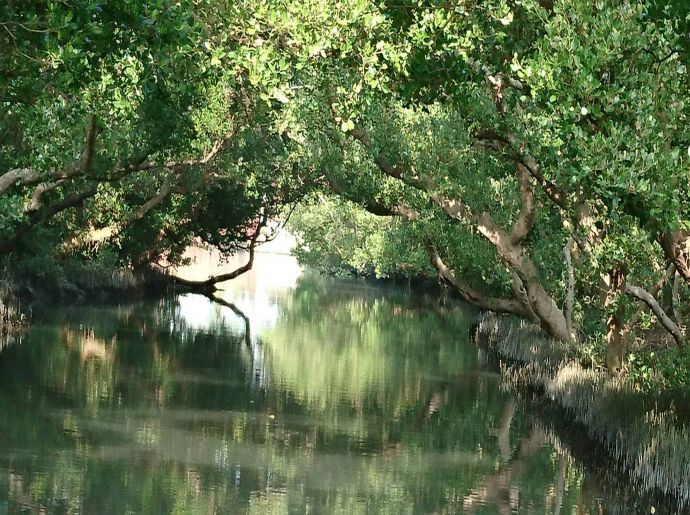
[0,256,660,513]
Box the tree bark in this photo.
[509,164,536,244]
[509,270,540,323]
[342,116,573,342]
[0,185,99,255]
[0,168,40,196]
[426,243,534,317]
[563,236,575,338]
[659,230,690,286]
[0,114,97,196]
[625,283,686,347]
[474,129,568,210]
[673,270,685,329]
[62,133,233,252]
[465,210,572,342]
[603,266,626,375]
[346,182,546,325]
[621,263,675,344]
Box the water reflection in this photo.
[175,248,302,336]
[0,273,675,513]
[0,283,28,350]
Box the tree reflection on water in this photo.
[0,275,679,513]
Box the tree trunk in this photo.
[521,269,573,342]
[509,270,540,323]
[606,314,625,375]
[425,243,534,318]
[492,231,572,342]
[563,236,575,338]
[603,267,626,375]
[673,271,685,329]
[625,283,686,347]
[441,205,572,342]
[345,116,572,342]
[660,230,690,286]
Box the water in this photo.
[0,261,672,513]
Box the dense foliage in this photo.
[0,0,300,287]
[1,0,689,379]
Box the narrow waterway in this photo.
[0,254,672,513]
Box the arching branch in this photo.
[334,109,572,342]
[0,114,98,196]
[162,214,268,293]
[625,283,686,347]
[0,185,99,254]
[426,242,533,317]
[622,263,675,335]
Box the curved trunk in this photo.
[426,243,533,317]
[478,220,572,342]
[151,215,266,293]
[625,283,686,347]
[344,115,572,342]
[519,267,573,342]
[509,271,540,323]
[659,230,690,286]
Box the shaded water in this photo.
[0,261,673,513]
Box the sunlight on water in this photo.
[175,243,303,336]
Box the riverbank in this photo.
[475,313,690,512]
[0,281,28,350]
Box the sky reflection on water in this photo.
[0,253,672,514]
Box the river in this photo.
[0,253,673,513]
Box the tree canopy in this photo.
[1,0,689,375]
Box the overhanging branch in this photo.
[0,185,99,254]
[426,241,532,317]
[163,214,268,292]
[625,282,685,347]
[0,114,98,196]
